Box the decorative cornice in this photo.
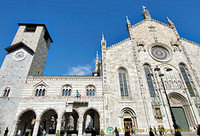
[20,96,104,102]
[27,75,102,81]
[180,38,200,47]
[131,19,171,29]
[107,38,130,49]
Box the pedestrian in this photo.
[25,128,29,136]
[17,130,21,136]
[91,127,96,136]
[131,125,136,136]
[149,128,154,136]
[158,125,162,136]
[195,124,200,136]
[174,125,182,136]
[161,125,165,136]
[125,126,130,136]
[0,127,1,134]
[154,126,157,136]
[4,127,9,136]
[114,127,119,136]
[42,129,46,136]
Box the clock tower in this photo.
[0,23,52,129]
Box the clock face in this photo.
[13,50,26,61]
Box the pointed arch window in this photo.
[62,85,72,96]
[118,68,129,96]
[35,85,46,96]
[144,64,156,97]
[3,87,10,97]
[86,85,95,96]
[179,63,195,97]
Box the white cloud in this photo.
[67,65,92,75]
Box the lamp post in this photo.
[152,66,181,136]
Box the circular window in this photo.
[148,44,172,61]
[151,46,169,60]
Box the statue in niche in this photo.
[138,44,146,52]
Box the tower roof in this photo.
[18,23,53,43]
[5,41,34,53]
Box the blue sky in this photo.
[0,0,199,75]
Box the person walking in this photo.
[17,130,21,136]
[149,128,155,136]
[158,125,162,136]
[91,127,96,136]
[195,124,200,136]
[114,127,119,136]
[161,125,165,136]
[154,126,157,136]
[125,126,130,136]
[131,125,136,136]
[42,129,46,136]
[4,127,9,136]
[25,128,29,136]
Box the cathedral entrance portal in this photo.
[169,92,195,130]
[83,109,100,135]
[16,110,36,136]
[171,107,189,129]
[38,109,58,135]
[124,118,132,131]
[121,107,137,131]
[61,110,79,135]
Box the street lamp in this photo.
[151,66,181,136]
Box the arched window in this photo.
[3,87,10,97]
[35,85,46,96]
[62,85,72,96]
[86,85,95,96]
[143,64,156,97]
[87,89,89,96]
[118,68,129,96]
[179,63,195,97]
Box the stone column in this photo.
[77,115,83,136]
[56,117,62,134]
[32,119,40,136]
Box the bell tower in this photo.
[0,24,53,131]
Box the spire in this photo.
[126,16,131,28]
[101,33,106,49]
[95,51,99,71]
[142,6,151,20]
[102,33,105,41]
[167,17,175,28]
[96,51,99,62]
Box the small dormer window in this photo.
[24,25,37,32]
[3,88,10,97]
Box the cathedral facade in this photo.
[0,8,200,136]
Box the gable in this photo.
[131,20,178,47]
